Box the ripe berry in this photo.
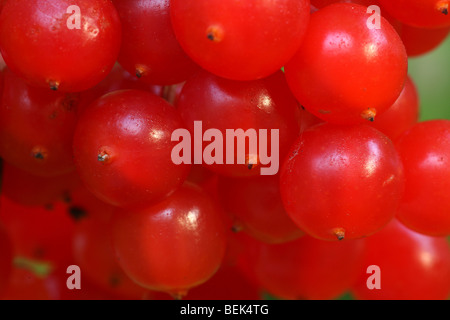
[73,89,191,209]
[111,183,227,297]
[170,0,311,81]
[280,123,404,241]
[352,219,450,300]
[395,120,450,236]
[0,0,121,92]
[0,69,79,177]
[285,3,408,124]
[237,233,366,300]
[378,0,450,29]
[113,0,200,85]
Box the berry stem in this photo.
[48,80,60,91]
[31,146,48,161]
[206,25,224,42]
[98,147,113,164]
[135,65,148,78]
[333,228,345,241]
[361,108,376,122]
[170,289,188,300]
[437,1,449,15]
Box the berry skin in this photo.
[176,70,301,177]
[285,3,408,124]
[0,0,122,92]
[378,0,450,29]
[72,215,149,299]
[113,0,200,85]
[0,68,79,177]
[280,123,405,241]
[217,174,304,244]
[111,183,228,297]
[73,89,191,209]
[237,232,366,300]
[352,219,450,300]
[395,120,450,237]
[370,75,420,142]
[170,0,311,81]
[399,24,450,57]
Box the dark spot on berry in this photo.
[206,25,224,42]
[48,80,60,91]
[35,152,44,160]
[68,206,88,221]
[32,146,48,161]
[333,228,345,241]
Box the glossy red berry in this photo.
[370,75,420,142]
[0,68,79,177]
[378,0,450,29]
[77,63,164,116]
[285,3,408,124]
[113,0,200,85]
[217,174,304,244]
[280,123,404,241]
[73,89,191,209]
[395,120,450,236]
[170,0,311,81]
[352,219,450,300]
[0,0,121,92]
[111,183,228,297]
[176,70,301,177]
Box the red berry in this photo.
[217,174,304,244]
[111,183,228,297]
[370,75,420,142]
[280,123,404,241]
[113,0,200,85]
[0,0,121,92]
[237,233,366,300]
[0,69,79,177]
[395,120,450,236]
[378,0,450,29]
[73,89,191,209]
[170,0,311,81]
[352,219,450,300]
[285,3,408,124]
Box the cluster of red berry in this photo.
[0,0,449,301]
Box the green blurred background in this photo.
[408,36,450,121]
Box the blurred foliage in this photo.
[408,36,450,121]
